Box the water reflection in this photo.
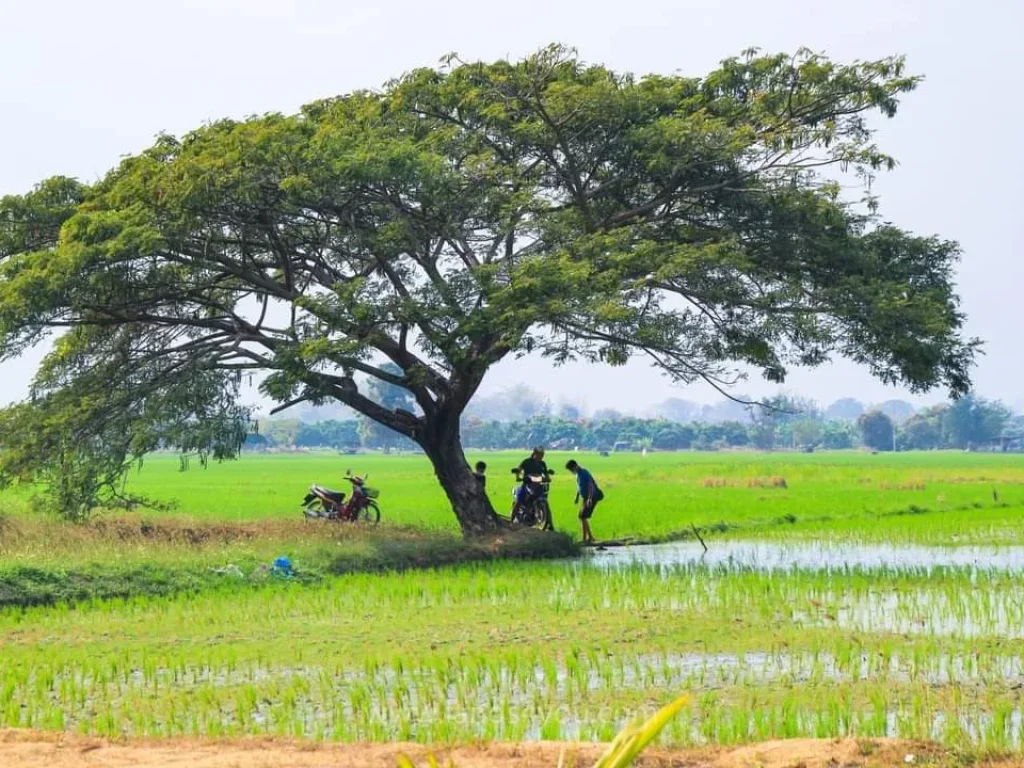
[584,540,1024,572]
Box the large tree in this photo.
[0,47,976,533]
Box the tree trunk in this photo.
[421,421,507,537]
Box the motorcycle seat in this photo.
[312,485,346,503]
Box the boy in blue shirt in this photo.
[565,459,604,544]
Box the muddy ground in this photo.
[0,731,1006,768]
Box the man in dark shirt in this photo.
[512,446,550,523]
[517,447,548,479]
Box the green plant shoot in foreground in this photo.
[397,694,691,768]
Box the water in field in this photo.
[22,649,1024,744]
[585,539,1024,572]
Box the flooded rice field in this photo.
[585,539,1024,572]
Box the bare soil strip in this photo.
[0,731,1003,768]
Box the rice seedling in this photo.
[1,555,1023,751]
[1,450,1023,755]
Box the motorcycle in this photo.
[509,468,554,529]
[302,472,381,523]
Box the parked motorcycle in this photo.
[302,473,381,523]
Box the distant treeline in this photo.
[254,393,1022,453]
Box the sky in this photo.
[1,0,1020,413]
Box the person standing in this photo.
[565,459,603,544]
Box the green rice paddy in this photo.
[6,449,1022,542]
[2,450,1024,753]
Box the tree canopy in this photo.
[0,46,977,532]
[858,410,896,452]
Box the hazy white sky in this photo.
[1,0,1020,411]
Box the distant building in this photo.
[977,433,1024,453]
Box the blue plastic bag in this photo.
[271,556,294,577]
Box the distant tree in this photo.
[287,401,357,424]
[336,420,361,449]
[358,364,417,452]
[898,405,946,450]
[858,410,895,451]
[942,393,1011,449]
[262,418,302,447]
[296,419,362,449]
[821,421,856,449]
[791,418,824,448]
[656,398,702,423]
[522,415,555,448]
[652,422,696,450]
[242,433,270,452]
[593,409,624,423]
[504,384,552,422]
[875,399,915,424]
[465,384,550,423]
[0,48,978,529]
[749,394,820,450]
[557,403,583,421]
[548,417,585,446]
[591,419,622,451]
[700,399,754,424]
[615,428,643,449]
[748,420,777,450]
[825,398,865,422]
[293,423,326,448]
[1005,414,1024,439]
[480,420,508,449]
[718,421,752,447]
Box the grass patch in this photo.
[0,515,576,608]
[0,562,239,609]
[325,527,577,575]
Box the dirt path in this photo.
[0,731,997,768]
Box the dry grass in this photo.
[0,514,359,554]
[702,477,788,489]
[879,482,927,492]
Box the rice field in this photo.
[2,450,1024,756]
[4,449,1022,544]
[4,562,1024,749]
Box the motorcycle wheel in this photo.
[534,500,552,530]
[357,500,381,524]
[519,506,539,528]
[303,503,325,520]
